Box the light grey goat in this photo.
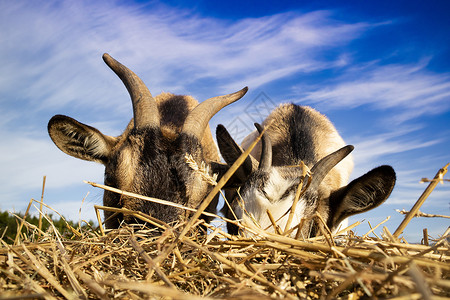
[217,103,396,237]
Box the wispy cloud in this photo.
[0,1,370,119]
[349,129,442,168]
[0,126,104,193]
[298,60,450,123]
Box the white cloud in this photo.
[298,60,450,123]
[0,1,370,118]
[0,126,104,196]
[349,130,441,169]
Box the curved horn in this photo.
[103,53,160,130]
[309,145,354,190]
[183,87,248,139]
[254,123,272,171]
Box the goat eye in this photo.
[261,189,275,202]
[281,186,296,199]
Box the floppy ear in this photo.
[328,165,396,227]
[215,124,256,188]
[48,115,117,164]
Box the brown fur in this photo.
[48,93,221,228]
[156,92,219,161]
[48,54,247,229]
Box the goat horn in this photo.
[103,53,160,129]
[255,123,272,171]
[309,145,354,190]
[182,87,248,139]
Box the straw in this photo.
[393,163,449,238]
[38,176,46,236]
[2,161,449,299]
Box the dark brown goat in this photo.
[48,53,247,228]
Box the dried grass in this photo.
[1,162,449,299]
[1,204,449,300]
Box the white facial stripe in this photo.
[117,147,136,188]
[237,168,307,234]
[263,169,297,202]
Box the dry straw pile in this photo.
[1,158,449,299]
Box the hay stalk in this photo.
[393,163,449,238]
[2,158,449,299]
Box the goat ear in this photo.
[48,115,117,164]
[216,124,256,187]
[328,165,396,227]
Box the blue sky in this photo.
[1,0,449,241]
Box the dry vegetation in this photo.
[1,160,449,299]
